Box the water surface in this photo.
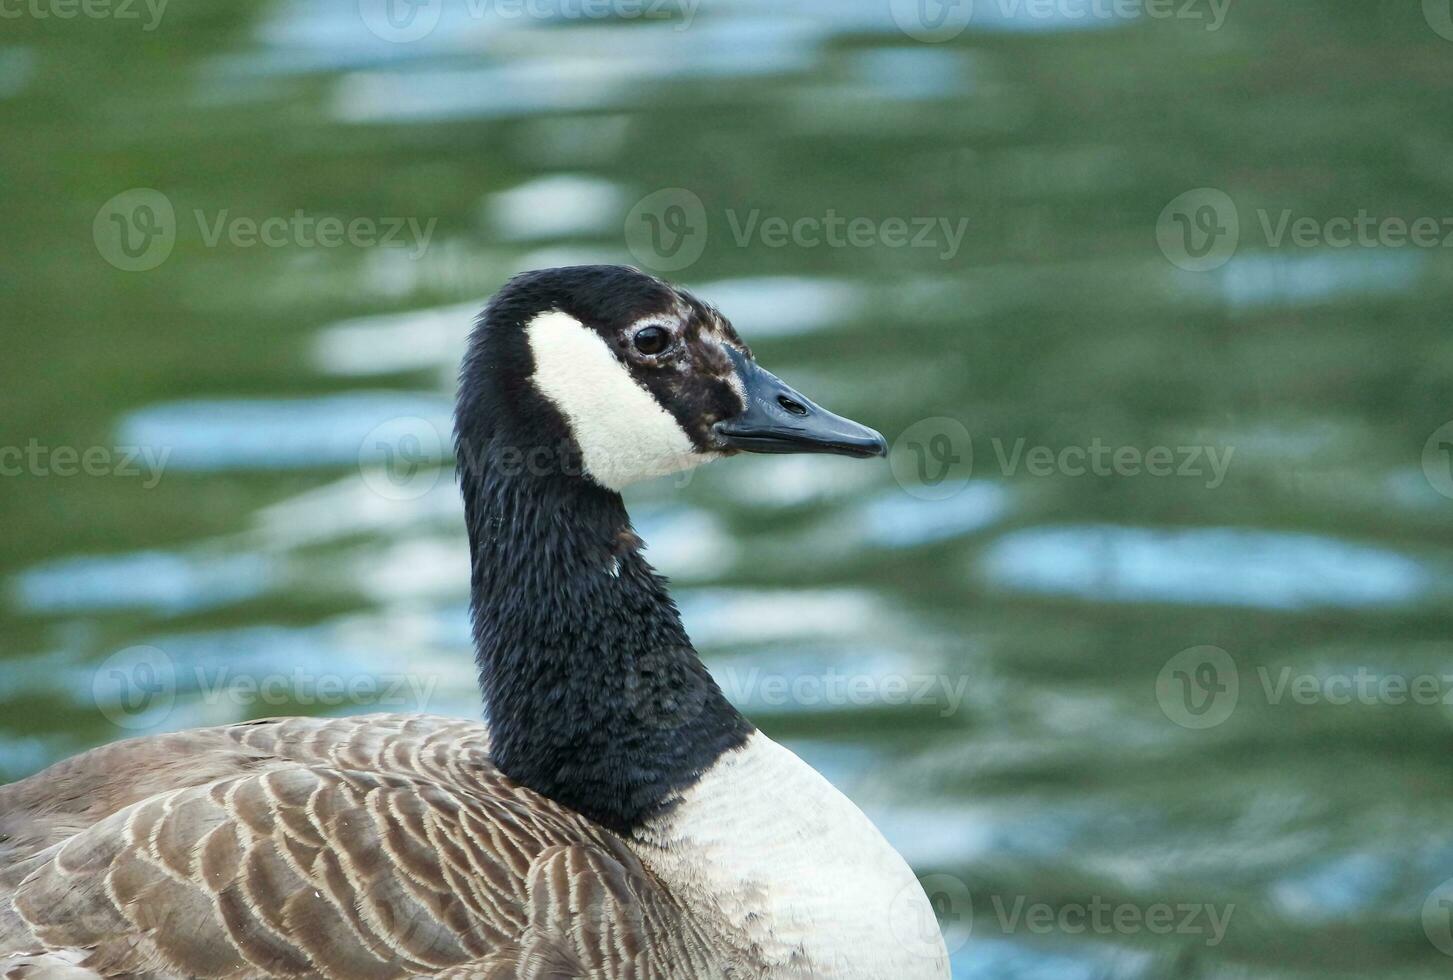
[3,1,1453,975]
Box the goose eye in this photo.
[632,326,672,356]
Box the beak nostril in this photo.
[777,395,808,417]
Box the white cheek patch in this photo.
[525,310,713,491]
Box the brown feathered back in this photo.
[0,714,734,979]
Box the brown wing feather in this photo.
[421,845,729,980]
[0,715,734,980]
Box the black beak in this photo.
[713,347,888,459]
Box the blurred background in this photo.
[4,0,1453,975]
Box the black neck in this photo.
[460,445,752,835]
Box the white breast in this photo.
[629,732,950,979]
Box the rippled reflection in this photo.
[2,2,1448,976]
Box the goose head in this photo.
[456,265,886,491]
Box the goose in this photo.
[0,265,951,980]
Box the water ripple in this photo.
[980,524,1438,610]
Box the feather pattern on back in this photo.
[0,714,737,979]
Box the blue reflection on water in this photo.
[0,47,35,99]
[953,939,1152,980]
[306,275,859,383]
[715,646,932,713]
[684,277,866,337]
[487,174,627,241]
[980,524,1437,609]
[244,0,1130,125]
[846,47,973,101]
[312,302,478,377]
[116,393,452,471]
[677,588,878,647]
[859,482,1011,547]
[1271,851,1397,923]
[0,734,58,782]
[328,18,819,123]
[1213,249,1426,311]
[13,551,273,616]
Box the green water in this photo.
[4,1,1453,975]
